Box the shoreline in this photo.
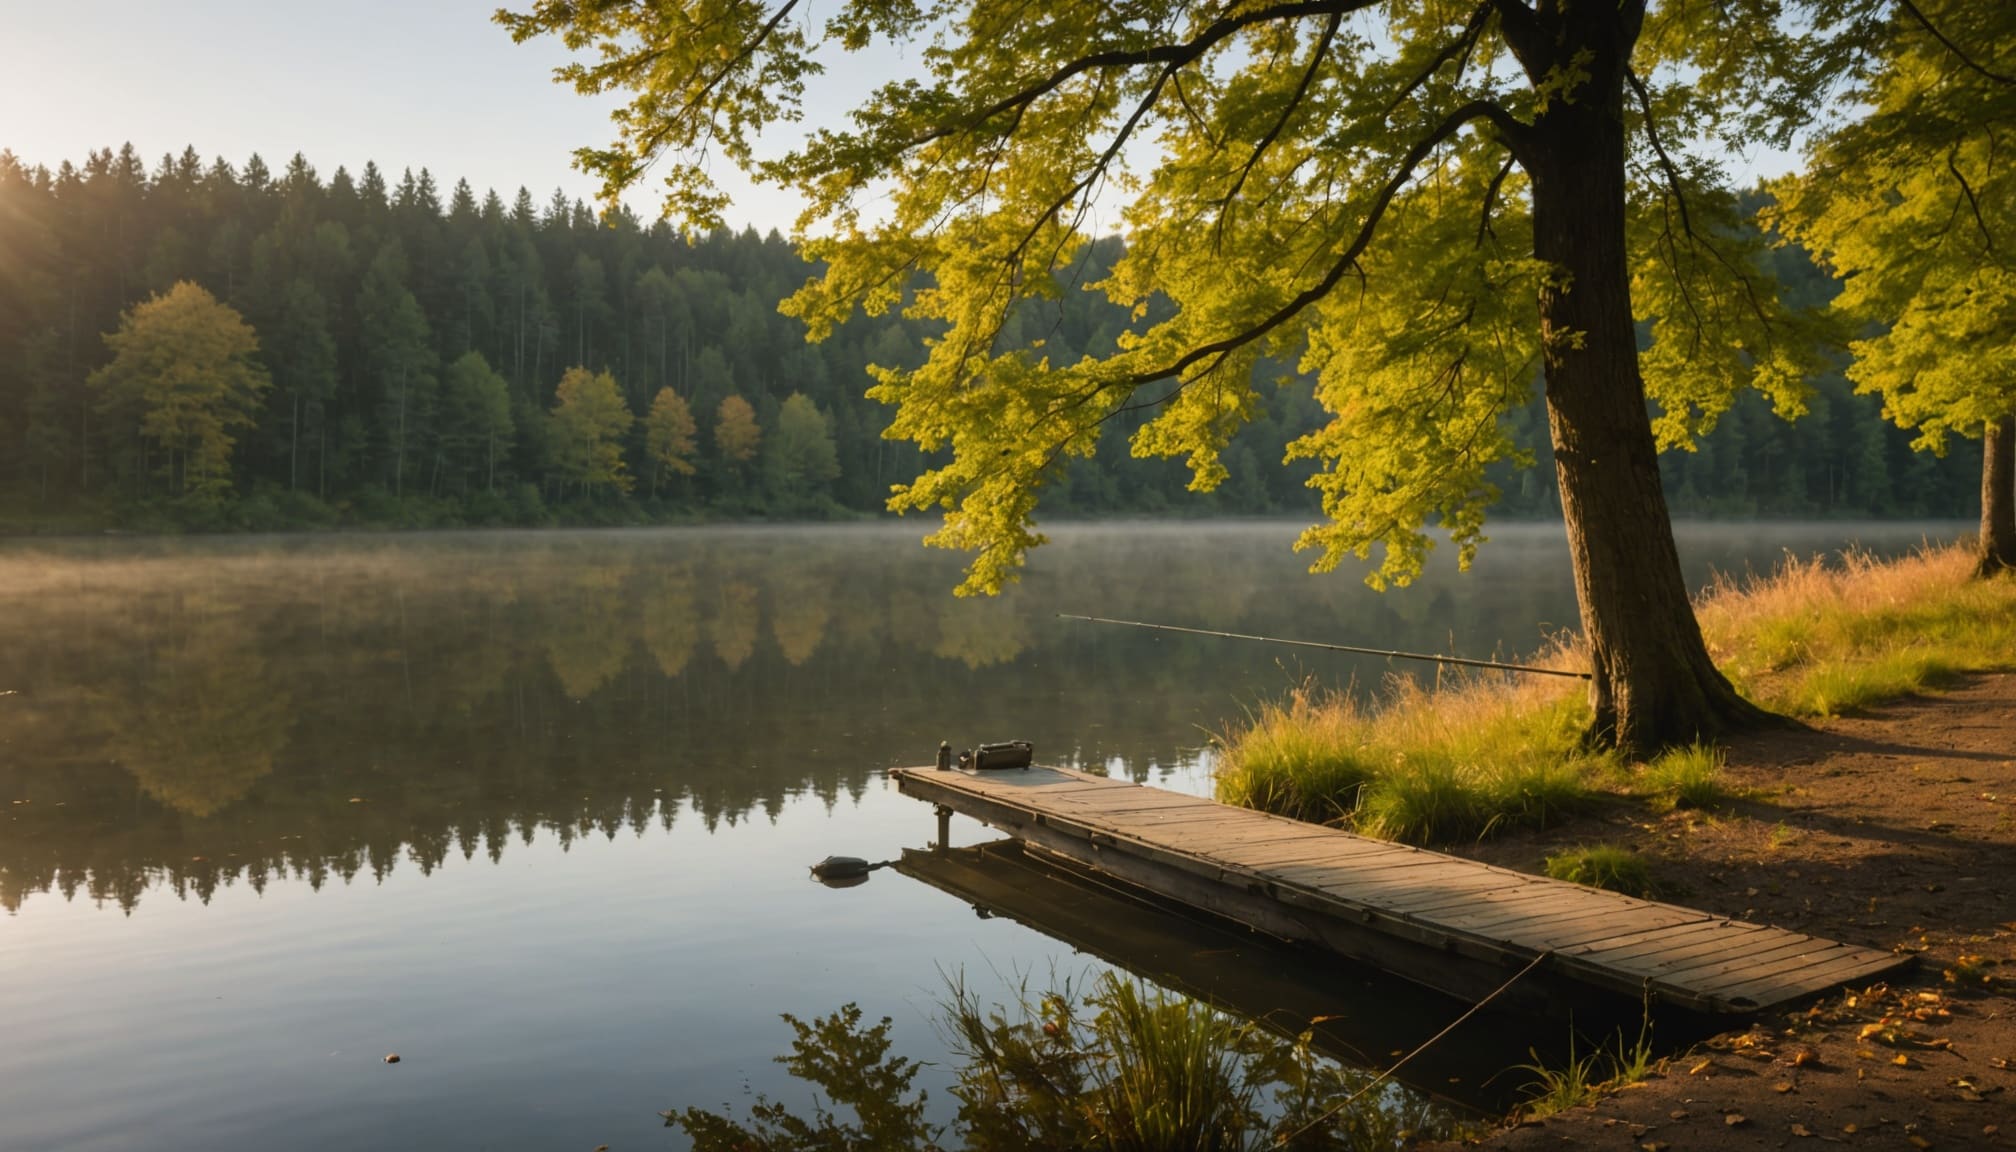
[1426,672,2016,1149]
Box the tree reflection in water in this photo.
[0,524,1595,914]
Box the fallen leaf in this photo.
[1791,1123,1814,1137]
[1689,1058,1714,1075]
[1774,1081,1794,1093]
[1843,1123,1858,1134]
[1894,1053,1915,1067]
[1908,1137,1932,1150]
[1727,1113,1750,1127]
[1791,1045,1821,1067]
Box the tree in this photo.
[713,394,762,465]
[263,278,338,493]
[357,243,437,497]
[87,281,269,501]
[1772,3,2016,575]
[496,0,1888,752]
[549,365,635,495]
[440,351,515,493]
[645,386,699,494]
[765,391,841,506]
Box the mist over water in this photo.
[0,520,1964,1150]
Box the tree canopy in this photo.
[88,281,270,502]
[550,365,635,493]
[504,0,1949,751]
[505,0,1825,589]
[0,143,1978,530]
[1775,2,2016,452]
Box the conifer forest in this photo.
[0,144,1983,531]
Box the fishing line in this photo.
[1057,614,1592,680]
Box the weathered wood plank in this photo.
[891,766,1911,1013]
[1710,950,1908,1006]
[1624,931,1832,980]
[1576,922,1782,971]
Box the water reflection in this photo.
[0,521,1960,917]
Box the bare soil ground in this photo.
[1431,672,2016,1151]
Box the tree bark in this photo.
[1518,0,1777,755]
[1979,414,2016,577]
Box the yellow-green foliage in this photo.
[87,281,271,502]
[1215,670,1600,846]
[503,1,1833,596]
[549,366,635,494]
[1544,845,1653,897]
[1771,2,2016,454]
[1698,545,2016,717]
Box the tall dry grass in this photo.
[1696,543,2016,716]
[1217,542,2016,843]
[1214,648,1599,845]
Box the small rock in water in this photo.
[383,1053,401,1064]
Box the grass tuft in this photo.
[1212,685,1381,825]
[1216,673,1599,846]
[1543,844,1654,897]
[1517,1018,1660,1118]
[1639,743,1728,810]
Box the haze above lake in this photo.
[0,520,1963,1150]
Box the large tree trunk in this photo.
[1519,0,1776,756]
[1978,414,2015,577]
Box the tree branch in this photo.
[1897,0,2016,87]
[1946,146,1997,253]
[1003,98,1518,458]
[915,0,1381,149]
[1213,8,1344,250]
[1626,68,1775,340]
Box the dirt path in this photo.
[1433,673,2016,1151]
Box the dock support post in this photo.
[935,805,953,855]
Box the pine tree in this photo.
[357,243,437,497]
[440,351,514,493]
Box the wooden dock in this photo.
[893,765,1911,1014]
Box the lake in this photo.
[0,520,1965,1150]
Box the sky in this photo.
[0,0,831,231]
[1,1,1799,233]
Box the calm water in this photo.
[0,520,1964,1150]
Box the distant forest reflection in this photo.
[0,521,1952,914]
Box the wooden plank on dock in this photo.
[894,765,1911,1013]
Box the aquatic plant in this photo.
[668,971,1473,1152]
[1515,1016,1659,1118]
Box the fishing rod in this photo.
[1056,614,1592,680]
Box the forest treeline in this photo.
[0,144,1984,530]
